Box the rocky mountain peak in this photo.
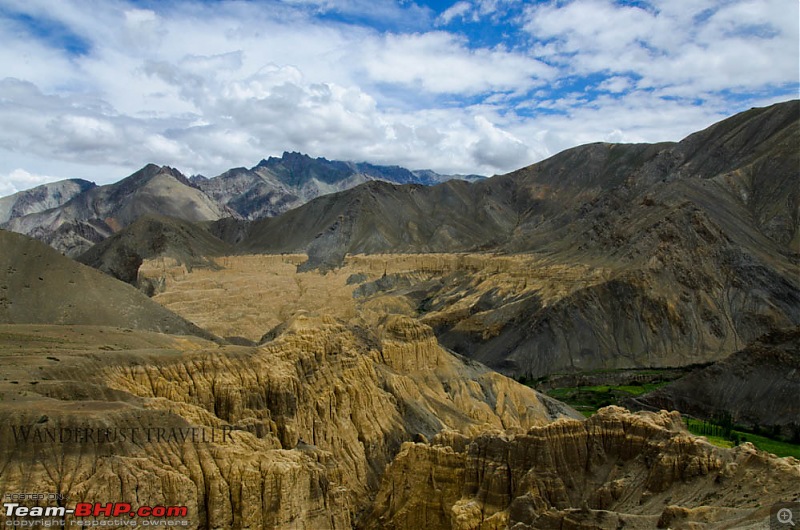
[0,178,96,224]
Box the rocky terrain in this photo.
[1,280,795,529]
[136,253,607,347]
[0,153,480,256]
[192,151,483,220]
[628,326,800,438]
[2,164,228,256]
[0,312,576,528]
[1,101,798,529]
[77,215,234,289]
[367,406,799,529]
[1,230,584,529]
[230,101,800,378]
[77,101,800,380]
[0,229,213,338]
[215,101,797,260]
[0,178,95,224]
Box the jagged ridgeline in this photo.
[0,101,798,529]
[79,100,799,379]
[0,153,482,256]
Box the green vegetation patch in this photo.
[540,375,800,459]
[544,381,670,416]
[685,418,800,459]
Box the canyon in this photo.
[1,100,798,529]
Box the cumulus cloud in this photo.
[436,0,521,25]
[362,32,554,94]
[470,116,532,169]
[524,0,798,96]
[0,168,61,197]
[437,1,472,25]
[597,76,635,94]
[0,0,796,198]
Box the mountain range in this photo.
[0,178,95,224]
[3,100,798,380]
[192,151,483,220]
[77,99,800,380]
[0,153,481,256]
[1,100,798,529]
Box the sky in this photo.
[0,0,797,196]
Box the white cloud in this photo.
[436,0,521,25]
[437,1,472,25]
[0,0,796,199]
[470,115,532,169]
[524,0,798,96]
[362,32,554,94]
[597,76,634,93]
[0,168,61,197]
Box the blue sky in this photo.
[0,0,797,195]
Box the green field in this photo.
[541,379,800,459]
[684,418,800,459]
[544,382,669,417]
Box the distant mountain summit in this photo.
[191,151,483,220]
[55,100,800,379]
[0,154,483,254]
[0,179,95,224]
[2,164,228,256]
[255,151,482,187]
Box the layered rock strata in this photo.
[0,315,573,528]
[366,406,800,529]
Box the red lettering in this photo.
[166,506,188,517]
[113,503,131,516]
[94,503,114,517]
[74,503,92,517]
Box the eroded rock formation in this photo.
[0,315,573,528]
[366,407,800,529]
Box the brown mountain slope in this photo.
[505,101,799,263]
[438,186,800,376]
[77,215,233,289]
[231,101,796,261]
[626,326,800,437]
[2,165,228,256]
[231,102,799,377]
[77,101,800,378]
[0,229,214,337]
[237,178,518,270]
